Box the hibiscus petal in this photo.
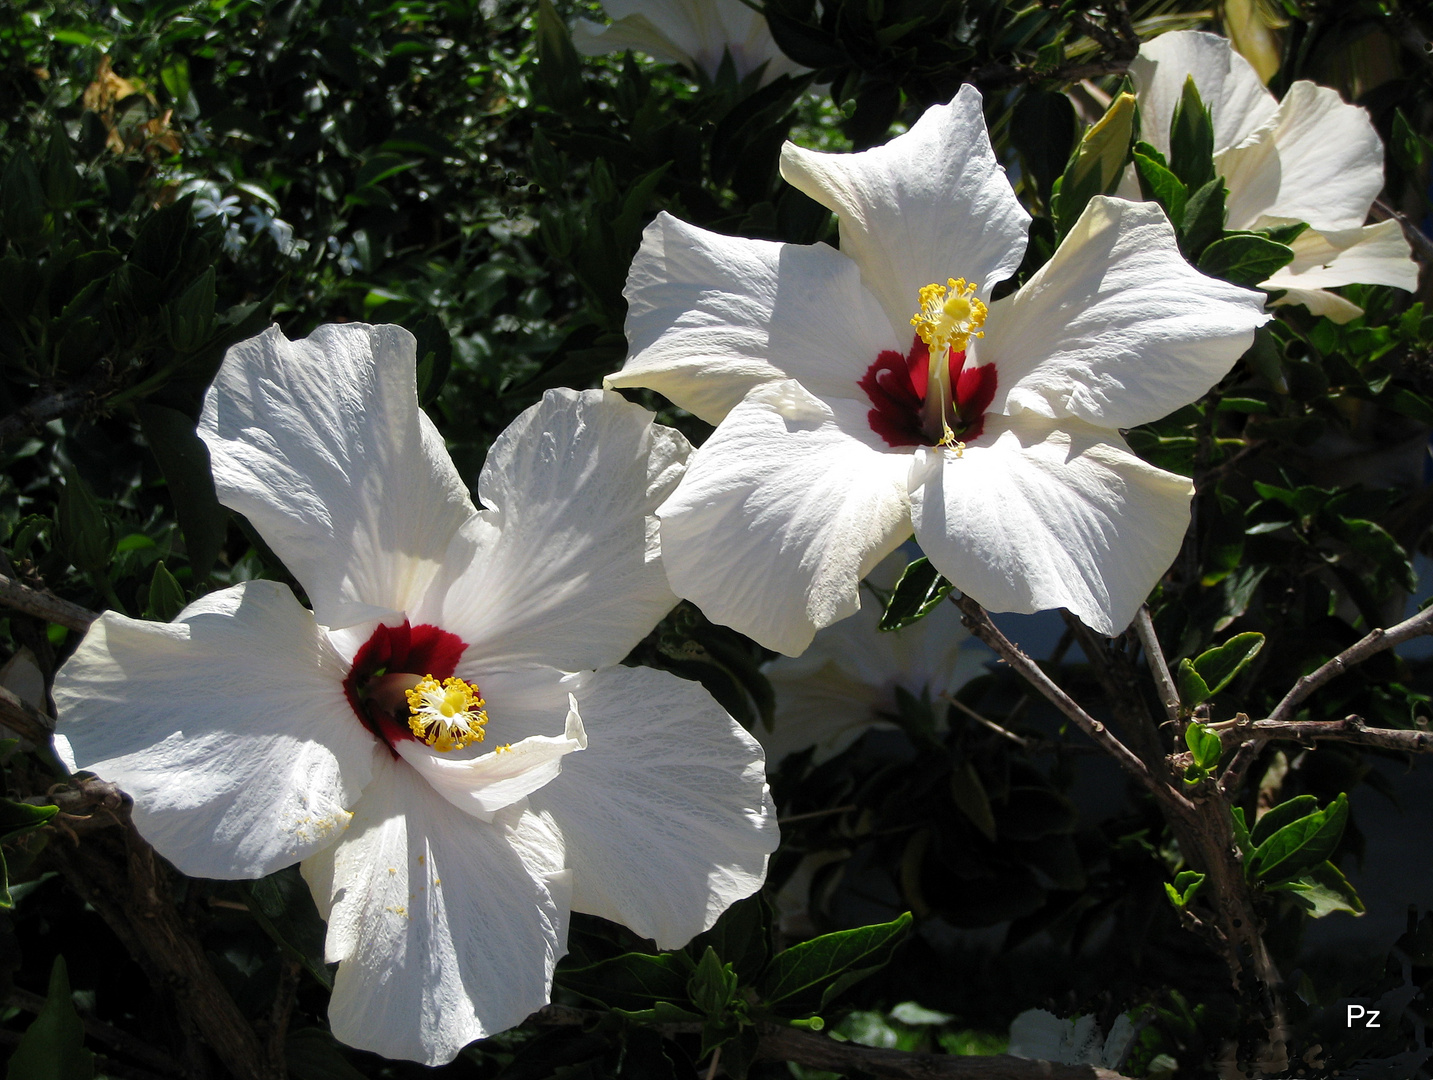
[608,212,895,423]
[200,324,475,630]
[302,754,569,1065]
[1241,80,1385,231]
[908,416,1193,636]
[983,196,1267,429]
[396,695,586,820]
[1265,287,1366,324]
[658,382,914,656]
[779,85,1031,340]
[525,666,777,948]
[1129,30,1278,158]
[52,580,374,878]
[1261,220,1419,293]
[425,389,688,671]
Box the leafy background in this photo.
[3,0,1433,1077]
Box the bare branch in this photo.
[1229,714,1433,755]
[949,595,1167,799]
[1268,605,1433,724]
[0,573,99,632]
[0,683,55,743]
[1133,607,1180,726]
[0,362,115,448]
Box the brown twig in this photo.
[1058,611,1167,769]
[0,573,99,632]
[0,362,115,448]
[0,683,55,743]
[1372,198,1433,265]
[1133,607,1180,726]
[1267,604,1433,724]
[1223,714,1433,756]
[950,595,1165,799]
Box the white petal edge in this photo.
[525,665,777,948]
[983,196,1268,429]
[199,323,476,630]
[1128,30,1278,158]
[302,754,570,1065]
[779,85,1031,341]
[425,389,689,671]
[609,212,897,424]
[657,382,914,656]
[909,415,1193,636]
[396,695,586,821]
[1260,220,1419,293]
[52,580,374,878]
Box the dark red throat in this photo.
[859,335,997,448]
[342,620,468,753]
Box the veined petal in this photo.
[302,754,569,1065]
[1248,80,1385,231]
[52,581,373,878]
[658,383,914,656]
[983,196,1267,429]
[1260,220,1419,293]
[396,697,585,821]
[779,86,1030,340]
[1129,30,1278,158]
[200,324,475,630]
[609,213,895,423]
[525,666,777,948]
[908,415,1193,636]
[426,389,688,671]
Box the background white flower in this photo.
[1128,30,1419,323]
[53,323,778,1066]
[571,0,807,85]
[608,87,1268,655]
[1007,1008,1136,1070]
[760,553,988,766]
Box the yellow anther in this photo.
[405,675,488,752]
[910,278,988,356]
[495,744,513,754]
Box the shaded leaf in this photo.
[878,557,953,632]
[758,912,912,1013]
[5,956,94,1080]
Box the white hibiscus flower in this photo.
[572,0,806,85]
[1128,30,1419,323]
[760,554,988,766]
[52,324,778,1066]
[606,86,1269,655]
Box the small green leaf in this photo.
[758,912,912,1013]
[144,562,185,622]
[688,947,738,1019]
[1180,178,1227,258]
[5,956,94,1080]
[0,800,58,909]
[1191,632,1265,697]
[611,1001,705,1025]
[1168,75,1215,192]
[1231,805,1253,856]
[560,951,692,1012]
[1249,795,1320,849]
[878,558,953,631]
[1270,861,1365,918]
[1250,793,1349,883]
[1133,149,1187,229]
[1164,869,1206,909]
[1176,658,1210,710]
[1184,721,1223,771]
[1197,236,1295,287]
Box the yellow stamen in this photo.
[909,278,988,357]
[405,675,488,753]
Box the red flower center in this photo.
[858,335,997,448]
[343,620,468,754]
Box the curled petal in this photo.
[657,383,914,656]
[302,755,569,1065]
[909,416,1193,636]
[52,581,373,878]
[1261,220,1419,294]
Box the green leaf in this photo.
[1184,721,1223,771]
[560,951,692,1012]
[1191,632,1265,697]
[1249,793,1349,883]
[244,867,332,989]
[758,912,912,1013]
[285,1028,367,1080]
[534,0,585,111]
[1176,658,1210,710]
[610,1001,705,1025]
[1133,149,1187,229]
[1248,795,1320,849]
[1168,75,1215,192]
[688,947,738,1018]
[878,558,953,631]
[1197,236,1295,288]
[55,466,112,577]
[1010,90,1078,206]
[5,956,94,1080]
[1180,178,1227,258]
[143,561,185,622]
[1231,805,1253,856]
[0,800,58,910]
[41,133,80,210]
[1271,861,1365,918]
[1164,869,1206,909]
[2,150,45,243]
[135,403,227,581]
[949,759,996,842]
[688,893,771,985]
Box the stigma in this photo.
[910,278,988,356]
[405,675,488,753]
